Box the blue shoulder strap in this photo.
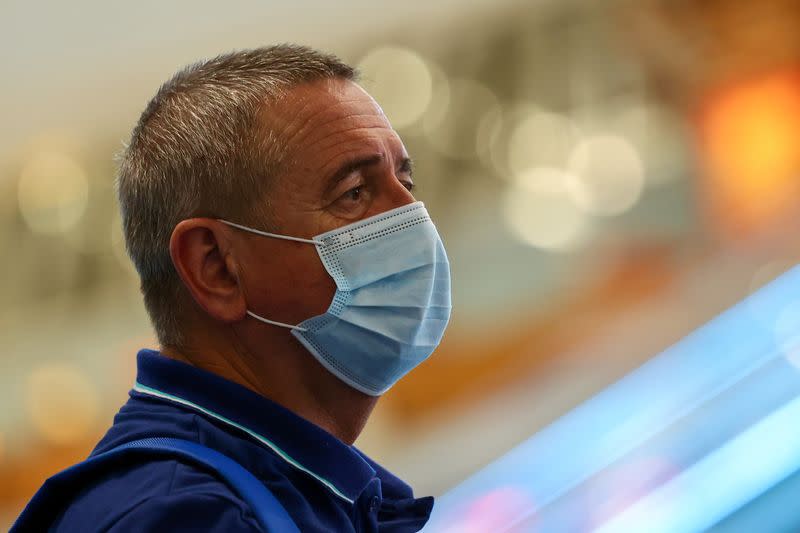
[11,437,300,533]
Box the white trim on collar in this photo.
[132,381,355,504]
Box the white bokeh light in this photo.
[507,111,581,177]
[478,102,540,179]
[25,362,100,446]
[357,46,433,129]
[17,151,89,234]
[614,103,686,188]
[503,167,588,251]
[423,78,499,159]
[567,135,645,216]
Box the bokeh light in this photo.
[424,78,499,159]
[17,151,89,235]
[701,71,800,189]
[25,362,99,446]
[567,135,645,216]
[507,111,580,178]
[698,70,800,238]
[614,103,686,188]
[357,46,433,130]
[503,167,588,251]
[479,102,540,178]
[7,2,800,530]
[476,105,505,174]
[64,177,117,255]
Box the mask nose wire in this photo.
[217,218,324,332]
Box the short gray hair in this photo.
[117,44,357,347]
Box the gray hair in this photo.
[117,44,357,347]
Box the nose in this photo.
[386,172,416,208]
[365,173,415,219]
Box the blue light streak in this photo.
[424,265,800,532]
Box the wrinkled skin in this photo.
[167,78,416,443]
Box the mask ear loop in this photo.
[246,310,308,332]
[218,219,324,245]
[217,218,324,332]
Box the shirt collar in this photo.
[132,349,379,504]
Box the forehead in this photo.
[262,78,404,170]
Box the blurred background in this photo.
[4,0,800,530]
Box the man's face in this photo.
[232,77,417,327]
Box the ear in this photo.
[169,218,247,323]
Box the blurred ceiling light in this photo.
[25,362,99,446]
[567,135,645,216]
[357,46,433,130]
[503,167,587,251]
[478,102,540,179]
[507,111,580,178]
[423,78,499,159]
[17,151,89,234]
[698,70,800,239]
[421,68,451,133]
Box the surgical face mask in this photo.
[219,201,452,396]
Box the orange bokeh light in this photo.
[697,69,800,240]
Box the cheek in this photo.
[297,251,338,316]
[245,245,337,322]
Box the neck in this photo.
[161,323,378,445]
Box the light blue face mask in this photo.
[219,201,452,396]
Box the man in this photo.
[18,44,451,532]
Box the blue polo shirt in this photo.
[51,350,433,532]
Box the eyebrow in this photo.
[398,157,414,177]
[326,154,414,190]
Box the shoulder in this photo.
[102,490,263,533]
[52,458,263,533]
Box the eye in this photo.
[402,181,415,193]
[334,185,371,211]
[344,186,363,201]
